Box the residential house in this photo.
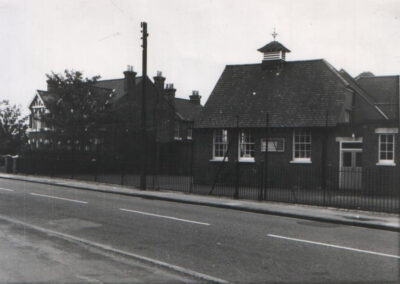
[194,39,399,192]
[27,68,202,172]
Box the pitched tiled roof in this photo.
[357,76,399,120]
[174,98,203,121]
[36,90,60,111]
[196,59,356,128]
[258,41,291,53]
[94,77,142,102]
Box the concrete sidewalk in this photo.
[0,173,398,232]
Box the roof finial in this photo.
[272,28,278,41]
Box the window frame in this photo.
[238,130,255,162]
[187,128,193,140]
[212,129,229,161]
[291,128,312,163]
[377,133,396,166]
[174,122,182,140]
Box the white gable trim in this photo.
[29,92,47,110]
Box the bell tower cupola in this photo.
[258,29,291,63]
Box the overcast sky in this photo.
[1,0,399,111]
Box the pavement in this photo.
[0,217,195,284]
[0,172,398,232]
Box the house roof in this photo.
[258,41,291,53]
[196,59,366,128]
[31,75,202,122]
[35,84,113,112]
[174,98,203,121]
[356,76,399,120]
[94,77,143,102]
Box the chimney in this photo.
[153,71,165,92]
[123,65,137,95]
[164,83,176,105]
[46,79,58,92]
[189,90,201,105]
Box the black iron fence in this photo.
[14,154,400,213]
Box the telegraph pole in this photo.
[140,22,148,190]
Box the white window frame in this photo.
[291,129,312,163]
[187,128,193,140]
[238,130,255,162]
[377,133,396,166]
[174,122,181,140]
[212,129,228,161]
[261,138,285,152]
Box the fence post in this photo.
[189,139,194,193]
[121,161,125,186]
[234,116,240,199]
[93,158,97,182]
[263,112,269,201]
[321,111,329,206]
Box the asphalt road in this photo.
[0,217,193,283]
[0,177,399,283]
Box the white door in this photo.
[339,142,362,190]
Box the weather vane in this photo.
[272,28,278,41]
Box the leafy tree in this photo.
[44,70,103,129]
[0,100,28,154]
[42,70,112,151]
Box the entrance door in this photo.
[339,142,362,190]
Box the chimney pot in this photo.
[123,66,137,94]
[153,71,166,92]
[164,83,176,104]
[189,90,201,105]
[46,79,58,92]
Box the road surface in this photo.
[0,178,398,283]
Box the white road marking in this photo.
[30,193,88,204]
[0,215,227,284]
[120,208,210,226]
[0,187,14,192]
[267,234,400,259]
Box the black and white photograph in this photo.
[0,0,399,283]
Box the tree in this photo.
[0,100,28,154]
[43,70,112,152]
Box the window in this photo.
[174,123,181,140]
[378,134,395,165]
[213,129,228,160]
[187,128,192,140]
[261,138,285,152]
[292,129,312,162]
[239,130,255,161]
[344,110,351,123]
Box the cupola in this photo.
[258,30,290,63]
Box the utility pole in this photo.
[140,22,148,190]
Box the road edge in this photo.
[0,214,229,284]
[0,174,398,232]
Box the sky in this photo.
[1,0,399,112]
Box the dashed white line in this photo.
[30,193,88,204]
[267,234,400,259]
[120,208,210,226]
[0,187,14,192]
